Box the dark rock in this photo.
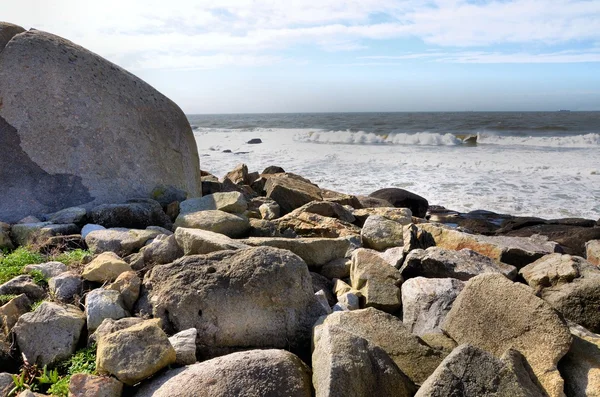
[37,234,86,255]
[11,222,80,247]
[0,22,25,52]
[0,275,45,301]
[499,224,600,256]
[151,185,188,207]
[91,199,172,230]
[262,166,285,174]
[247,138,262,144]
[321,189,363,209]
[311,272,336,306]
[356,195,393,208]
[369,188,429,218]
[201,180,222,196]
[0,28,201,223]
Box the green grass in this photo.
[0,294,18,306]
[47,345,97,397]
[51,249,91,266]
[0,247,44,285]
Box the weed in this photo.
[30,300,44,312]
[0,294,18,306]
[0,247,44,285]
[51,249,91,267]
[47,377,69,396]
[29,270,48,287]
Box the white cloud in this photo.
[2,0,600,70]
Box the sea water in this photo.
[188,112,600,220]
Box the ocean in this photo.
[188,112,600,220]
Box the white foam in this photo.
[294,130,462,146]
[478,132,600,148]
[195,128,600,220]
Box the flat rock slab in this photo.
[134,349,311,397]
[179,192,247,215]
[401,247,517,280]
[174,227,248,255]
[174,210,250,238]
[85,228,161,256]
[442,273,572,397]
[420,223,562,268]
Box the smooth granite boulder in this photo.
[369,188,429,218]
[0,27,201,223]
[265,173,323,215]
[0,22,25,51]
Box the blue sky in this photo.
[3,0,600,113]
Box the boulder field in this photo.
[1,21,600,397]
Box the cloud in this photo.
[2,0,600,70]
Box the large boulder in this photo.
[90,199,172,230]
[369,188,428,218]
[68,374,123,397]
[265,173,323,215]
[83,252,132,283]
[85,289,129,333]
[274,210,360,238]
[360,215,406,251]
[420,223,562,268]
[401,247,517,280]
[312,324,416,397]
[0,22,25,51]
[13,302,85,366]
[401,277,465,336]
[174,227,248,255]
[11,222,79,247]
[142,247,326,357]
[173,210,250,238]
[85,228,161,256]
[415,344,546,397]
[179,192,247,215]
[0,27,201,224]
[558,324,600,397]
[442,273,573,397]
[521,254,600,332]
[134,349,312,397]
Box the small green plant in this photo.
[51,249,91,266]
[9,354,39,396]
[47,377,69,396]
[37,365,60,385]
[45,345,98,397]
[29,270,48,287]
[0,294,18,306]
[0,247,44,285]
[30,300,44,312]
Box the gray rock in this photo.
[312,323,416,397]
[290,200,356,223]
[0,28,201,224]
[13,302,85,366]
[314,290,332,314]
[332,292,360,311]
[174,227,248,255]
[401,247,517,280]
[265,173,323,215]
[91,199,172,230]
[48,272,83,303]
[243,236,350,268]
[0,22,25,51]
[174,210,250,238]
[259,202,280,220]
[0,294,31,337]
[442,273,573,397]
[45,207,87,225]
[88,317,144,346]
[415,344,546,397]
[151,184,188,207]
[85,289,129,333]
[353,206,413,226]
[378,246,405,268]
[179,192,248,215]
[350,248,403,312]
[129,233,183,270]
[402,277,465,336]
[23,261,67,279]
[168,328,197,365]
[107,271,141,312]
[0,275,45,301]
[85,228,161,256]
[320,258,350,279]
[81,224,105,239]
[0,371,14,397]
[420,223,562,268]
[134,349,311,397]
[311,272,336,306]
[360,215,405,251]
[520,253,600,332]
[318,308,445,385]
[11,222,79,247]
[143,247,326,357]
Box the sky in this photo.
[2,0,600,113]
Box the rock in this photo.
[0,294,31,337]
[13,302,85,366]
[97,319,176,386]
[151,184,188,207]
[174,227,248,255]
[85,228,161,256]
[587,239,600,265]
[0,275,45,301]
[83,252,132,283]
[0,372,14,397]
[262,166,285,174]
[168,328,197,366]
[320,258,350,279]
[333,279,353,296]
[242,237,350,268]
[332,292,360,311]
[274,211,360,238]
[107,271,141,312]
[0,22,25,50]
[82,224,106,239]
[311,273,336,306]
[402,277,465,336]
[48,272,83,303]
[45,206,87,225]
[23,261,67,279]
[378,246,405,268]
[350,248,403,312]
[129,233,183,270]
[201,180,222,196]
[179,192,247,215]
[361,215,405,251]
[85,289,129,333]
[265,173,323,215]
[421,333,458,354]
[312,322,416,397]
[415,344,546,397]
[247,138,262,144]
[289,201,355,223]
[223,163,250,185]
[369,188,429,218]
[134,349,311,397]
[403,223,436,253]
[401,247,517,281]
[0,27,201,224]
[520,253,600,332]
[68,373,123,397]
[18,216,41,224]
[174,210,250,238]
[36,234,86,255]
[356,195,393,208]
[558,323,600,397]
[88,317,144,346]
[259,202,280,220]
[143,247,325,357]
[0,222,12,251]
[420,223,562,268]
[90,199,172,230]
[11,222,79,247]
[442,273,573,397]
[320,189,362,209]
[353,206,413,226]
[320,308,445,385]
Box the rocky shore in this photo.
[0,163,598,397]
